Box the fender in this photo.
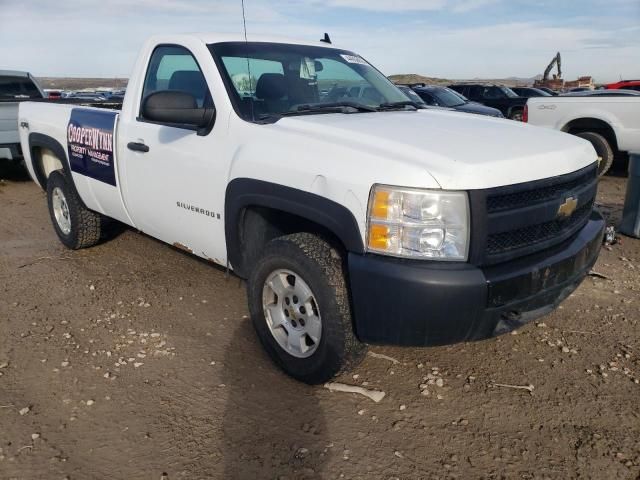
[560,114,619,142]
[28,132,73,189]
[28,132,87,208]
[225,178,365,276]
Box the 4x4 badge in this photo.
[557,196,578,218]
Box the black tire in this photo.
[509,109,524,121]
[574,131,614,177]
[46,170,102,249]
[247,233,366,384]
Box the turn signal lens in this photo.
[371,190,390,219]
[368,224,390,249]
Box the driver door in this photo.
[119,45,228,264]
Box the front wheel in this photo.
[247,233,366,384]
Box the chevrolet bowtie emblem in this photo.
[557,196,578,218]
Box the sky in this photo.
[0,0,638,83]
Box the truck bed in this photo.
[2,98,121,161]
[0,97,123,110]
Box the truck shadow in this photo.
[221,320,328,480]
[0,159,31,181]
[608,152,629,178]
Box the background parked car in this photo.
[397,85,428,107]
[526,95,640,176]
[536,87,559,96]
[43,89,62,99]
[64,92,109,101]
[411,85,504,117]
[511,87,551,98]
[605,80,640,91]
[560,89,640,97]
[448,83,527,120]
[0,70,45,161]
[566,87,591,93]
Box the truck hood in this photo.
[276,109,596,190]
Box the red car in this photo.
[605,80,640,91]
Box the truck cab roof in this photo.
[146,32,337,49]
[0,70,32,78]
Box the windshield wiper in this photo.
[255,101,377,122]
[289,101,378,114]
[377,100,421,111]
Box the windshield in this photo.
[429,87,467,107]
[0,75,42,99]
[209,42,410,121]
[500,86,518,98]
[398,86,426,106]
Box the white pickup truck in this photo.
[19,33,605,383]
[526,96,640,176]
[1,70,45,161]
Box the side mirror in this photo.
[142,91,215,132]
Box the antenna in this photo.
[241,0,249,43]
[320,33,331,44]
[241,0,255,121]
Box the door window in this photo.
[141,45,213,115]
[468,86,482,99]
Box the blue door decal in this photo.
[67,108,118,186]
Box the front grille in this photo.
[486,200,594,255]
[487,168,596,213]
[469,163,599,266]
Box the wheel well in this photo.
[508,106,523,116]
[236,206,347,278]
[562,118,619,152]
[36,147,64,181]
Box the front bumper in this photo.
[348,211,605,346]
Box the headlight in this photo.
[367,185,469,261]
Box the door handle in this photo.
[127,142,149,153]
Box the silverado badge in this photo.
[557,196,578,218]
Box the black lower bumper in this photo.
[348,211,605,346]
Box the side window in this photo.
[141,45,212,114]
[468,86,482,99]
[483,87,503,99]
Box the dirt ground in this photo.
[1,160,639,480]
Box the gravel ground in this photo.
[1,161,639,480]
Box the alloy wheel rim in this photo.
[52,187,71,235]
[262,269,322,358]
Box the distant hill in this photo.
[388,74,451,86]
[389,73,541,87]
[389,73,452,85]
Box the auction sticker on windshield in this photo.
[67,108,117,186]
[340,54,368,65]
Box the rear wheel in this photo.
[509,109,524,121]
[46,170,102,249]
[247,233,366,384]
[574,131,614,177]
